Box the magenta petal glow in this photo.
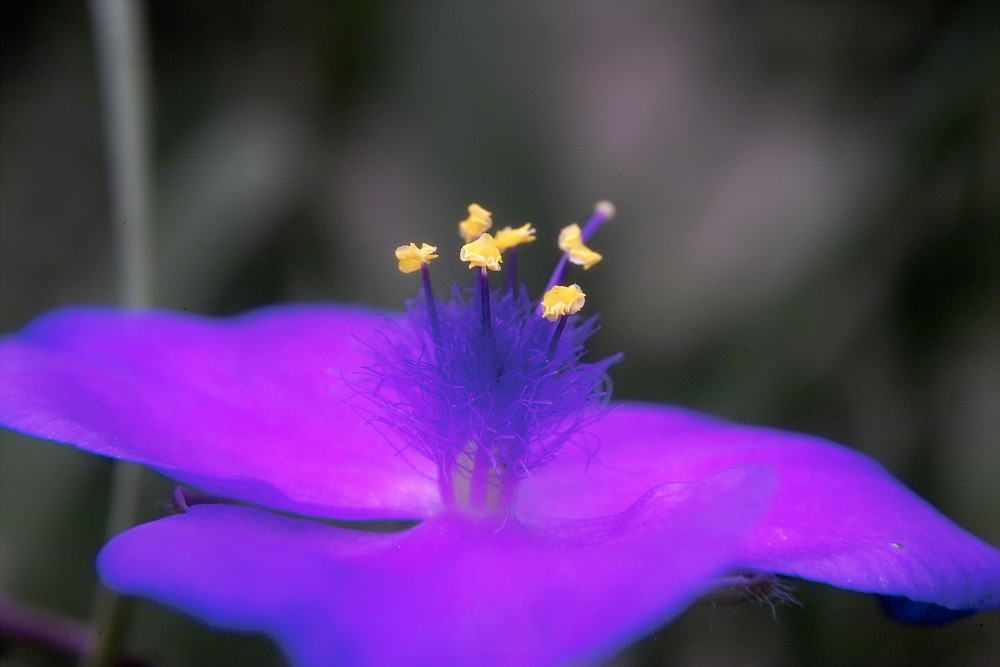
[98,467,772,667]
[0,306,439,520]
[518,404,1000,613]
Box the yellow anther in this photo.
[558,224,603,269]
[557,224,584,250]
[566,244,603,270]
[460,233,502,271]
[459,203,493,243]
[540,284,586,322]
[395,243,439,274]
[494,223,537,252]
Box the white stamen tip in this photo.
[594,200,616,220]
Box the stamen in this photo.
[541,284,586,321]
[558,225,603,270]
[421,263,442,345]
[582,200,616,240]
[460,234,502,381]
[477,266,497,380]
[495,223,536,292]
[459,203,493,243]
[506,247,519,293]
[469,440,490,508]
[395,243,442,346]
[541,284,586,355]
[543,200,614,297]
[546,316,569,358]
[395,242,439,274]
[452,440,505,510]
[459,233,502,271]
[494,223,537,252]
[478,267,493,338]
[381,203,621,513]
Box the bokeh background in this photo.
[1,1,998,665]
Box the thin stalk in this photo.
[468,442,491,508]
[546,315,568,357]
[477,267,497,382]
[420,263,442,348]
[541,201,614,303]
[478,267,492,337]
[83,1,154,666]
[505,247,518,293]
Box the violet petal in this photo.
[0,306,439,519]
[98,466,772,667]
[519,403,1000,613]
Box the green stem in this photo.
[83,1,154,665]
[92,0,154,308]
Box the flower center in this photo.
[366,203,619,512]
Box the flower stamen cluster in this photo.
[368,203,619,511]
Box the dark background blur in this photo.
[1,1,997,665]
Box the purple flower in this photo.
[1,203,998,667]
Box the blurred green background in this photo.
[1,1,997,665]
